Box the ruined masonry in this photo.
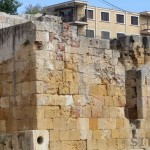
[0,13,150,150]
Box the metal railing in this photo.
[141,23,150,31]
[61,14,87,22]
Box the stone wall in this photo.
[0,14,150,150]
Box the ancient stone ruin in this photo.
[0,13,150,150]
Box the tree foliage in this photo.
[0,0,22,15]
[25,4,45,14]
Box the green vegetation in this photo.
[0,0,22,15]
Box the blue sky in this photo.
[18,0,150,14]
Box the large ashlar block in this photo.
[44,106,60,118]
[89,118,98,130]
[77,118,89,130]
[63,69,73,82]
[0,120,6,132]
[62,141,86,150]
[37,118,53,130]
[53,118,67,130]
[112,129,131,138]
[89,84,107,96]
[12,130,49,150]
[36,31,49,42]
[136,64,150,118]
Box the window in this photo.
[101,31,110,39]
[117,33,125,38]
[86,29,94,38]
[85,9,93,19]
[116,14,124,23]
[131,16,139,25]
[101,12,109,21]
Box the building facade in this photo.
[44,0,150,39]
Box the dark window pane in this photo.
[101,31,110,39]
[86,29,94,38]
[131,16,138,25]
[116,14,124,23]
[117,33,125,38]
[85,9,93,19]
[101,12,109,21]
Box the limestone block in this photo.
[36,107,44,119]
[109,107,119,118]
[73,95,87,106]
[2,83,12,96]
[107,139,118,150]
[60,130,69,140]
[37,118,53,130]
[64,62,78,71]
[58,83,70,95]
[77,118,89,130]
[100,129,111,139]
[63,69,73,82]
[81,106,91,117]
[89,84,98,96]
[87,140,98,150]
[31,94,55,106]
[65,95,74,106]
[80,130,92,140]
[54,95,66,106]
[50,141,62,150]
[62,141,86,150]
[69,130,80,140]
[98,118,109,129]
[104,96,114,107]
[12,130,49,150]
[66,118,77,130]
[53,118,67,130]
[91,106,103,117]
[98,139,107,150]
[44,106,60,118]
[12,107,26,119]
[116,118,124,129]
[97,85,107,96]
[89,118,98,130]
[69,83,79,95]
[0,120,6,132]
[0,109,5,120]
[60,106,70,118]
[49,130,60,141]
[0,97,9,108]
[71,105,81,118]
[36,31,49,42]
[92,130,101,139]
[112,129,130,138]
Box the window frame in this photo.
[101,30,110,39]
[116,32,125,38]
[101,11,110,22]
[130,15,139,26]
[85,8,95,20]
[86,28,95,38]
[116,14,125,24]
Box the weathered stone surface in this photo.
[0,13,150,150]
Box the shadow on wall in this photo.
[125,69,138,120]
